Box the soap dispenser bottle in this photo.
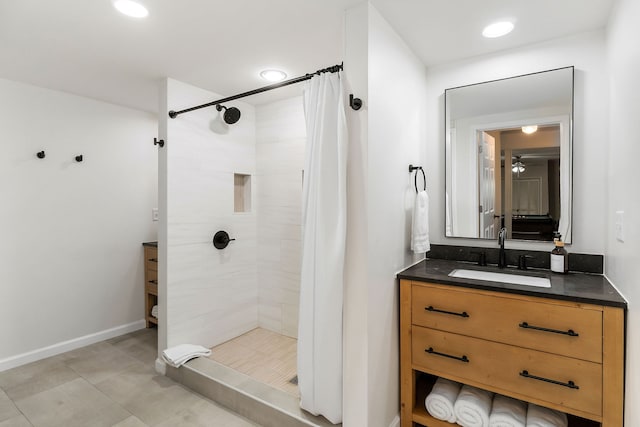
[550,233,568,274]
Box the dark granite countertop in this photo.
[398,258,627,309]
[142,241,157,247]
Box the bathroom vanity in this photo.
[398,259,626,427]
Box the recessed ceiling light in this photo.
[522,125,538,134]
[482,21,514,38]
[260,69,287,82]
[112,0,149,18]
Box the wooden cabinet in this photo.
[400,280,625,427]
[143,243,158,328]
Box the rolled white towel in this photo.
[151,305,158,318]
[161,344,211,368]
[489,395,526,427]
[425,377,462,423]
[454,384,493,427]
[526,404,568,427]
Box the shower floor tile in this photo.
[209,328,299,397]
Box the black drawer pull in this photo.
[425,347,469,363]
[148,258,158,263]
[425,306,469,318]
[520,370,579,389]
[519,322,578,337]
[148,280,158,285]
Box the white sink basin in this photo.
[448,269,551,288]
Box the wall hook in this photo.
[75,155,83,162]
[349,94,362,110]
[36,151,45,159]
[154,138,165,148]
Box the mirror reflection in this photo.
[445,67,573,242]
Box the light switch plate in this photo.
[615,211,624,242]
[152,208,159,221]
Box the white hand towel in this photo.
[454,384,493,427]
[161,344,211,368]
[411,190,430,253]
[151,305,158,318]
[425,377,462,423]
[489,395,526,427]
[526,404,568,427]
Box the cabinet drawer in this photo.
[144,247,158,272]
[412,326,602,417]
[412,283,602,363]
[145,269,158,295]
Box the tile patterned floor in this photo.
[0,328,259,427]
[209,328,298,397]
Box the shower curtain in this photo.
[297,71,347,424]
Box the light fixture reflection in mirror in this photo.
[444,66,573,243]
[512,156,525,176]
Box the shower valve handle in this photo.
[213,230,235,250]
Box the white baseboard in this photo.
[388,414,400,427]
[0,319,146,372]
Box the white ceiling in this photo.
[0,0,615,114]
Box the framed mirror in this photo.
[445,67,573,242]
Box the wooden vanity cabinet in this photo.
[143,244,158,328]
[400,279,625,427]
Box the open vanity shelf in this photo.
[143,242,158,327]
[399,277,625,427]
[410,373,599,427]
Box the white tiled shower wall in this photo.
[164,79,258,349]
[163,81,306,349]
[256,96,306,338]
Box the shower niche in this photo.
[234,173,252,213]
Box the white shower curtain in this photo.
[297,71,347,424]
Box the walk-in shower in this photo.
[161,62,354,425]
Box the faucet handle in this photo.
[471,251,487,266]
[517,254,533,270]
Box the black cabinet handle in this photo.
[148,258,158,263]
[520,370,579,389]
[519,322,578,337]
[425,306,469,318]
[148,280,158,285]
[425,347,469,363]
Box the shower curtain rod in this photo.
[168,63,344,119]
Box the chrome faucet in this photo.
[498,227,507,268]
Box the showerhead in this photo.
[216,105,241,124]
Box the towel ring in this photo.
[409,164,426,193]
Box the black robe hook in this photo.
[349,94,362,110]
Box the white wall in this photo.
[605,0,640,424]
[343,4,370,425]
[425,31,609,253]
[160,79,258,350]
[343,3,428,425]
[0,78,157,370]
[255,97,306,338]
